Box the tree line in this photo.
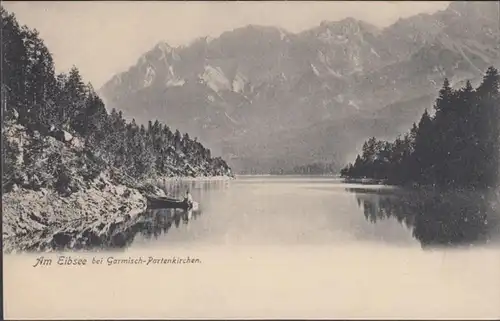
[341,66,500,190]
[270,162,338,175]
[1,6,231,188]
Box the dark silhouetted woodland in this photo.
[341,67,500,190]
[2,7,231,194]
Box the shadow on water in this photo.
[124,207,203,244]
[12,207,204,253]
[346,186,500,249]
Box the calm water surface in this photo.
[5,176,500,319]
[129,175,500,250]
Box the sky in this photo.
[3,1,450,88]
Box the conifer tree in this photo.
[1,7,28,112]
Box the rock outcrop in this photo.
[1,120,219,253]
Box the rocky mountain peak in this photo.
[99,2,500,174]
[217,24,291,44]
[319,17,379,35]
[155,41,174,55]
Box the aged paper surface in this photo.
[2,1,500,319]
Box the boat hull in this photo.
[146,196,193,210]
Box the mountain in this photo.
[99,1,500,173]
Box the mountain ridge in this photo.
[99,1,500,173]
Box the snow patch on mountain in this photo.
[157,42,172,55]
[156,42,173,63]
[278,72,287,82]
[370,47,380,58]
[199,65,231,93]
[350,51,363,73]
[166,78,186,87]
[110,75,122,86]
[318,28,350,45]
[143,65,156,87]
[232,73,247,93]
[327,66,342,77]
[278,28,289,42]
[310,64,320,76]
[348,100,360,110]
[224,112,239,125]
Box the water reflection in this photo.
[347,187,500,248]
[95,207,203,251]
[10,207,203,253]
[137,207,202,241]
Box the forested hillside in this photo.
[1,7,232,252]
[341,67,500,190]
[2,6,232,196]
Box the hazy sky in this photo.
[4,1,450,88]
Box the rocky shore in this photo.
[2,122,232,253]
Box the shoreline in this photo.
[144,175,235,188]
[2,172,235,253]
[236,174,340,177]
[153,175,235,183]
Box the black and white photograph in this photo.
[2,0,500,319]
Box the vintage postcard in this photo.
[2,1,500,319]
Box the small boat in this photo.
[146,195,193,210]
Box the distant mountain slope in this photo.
[99,1,500,173]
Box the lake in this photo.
[4,176,500,319]
[130,175,500,250]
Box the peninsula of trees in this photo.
[341,67,500,190]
